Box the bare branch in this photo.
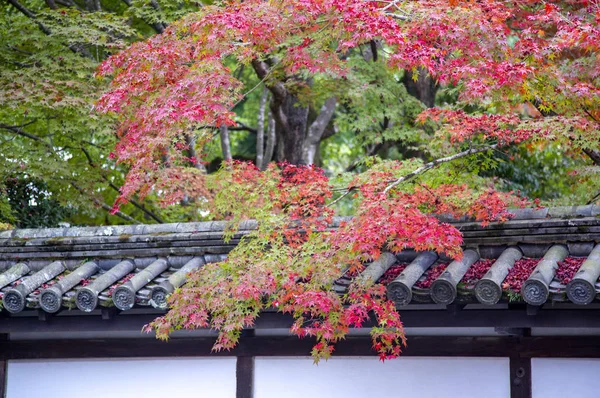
[327,188,354,208]
[6,0,92,58]
[383,144,498,194]
[0,122,52,148]
[0,121,141,223]
[119,0,165,33]
[80,146,165,223]
[70,182,141,224]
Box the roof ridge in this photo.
[1,205,599,240]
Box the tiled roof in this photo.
[1,205,599,315]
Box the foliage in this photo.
[502,258,540,293]
[336,59,426,147]
[485,143,579,201]
[0,0,204,226]
[4,0,600,361]
[557,257,587,285]
[415,263,449,289]
[1,176,72,228]
[148,161,530,361]
[378,264,408,286]
[95,0,600,361]
[97,0,600,210]
[460,259,495,287]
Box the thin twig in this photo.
[327,188,355,207]
[383,144,498,194]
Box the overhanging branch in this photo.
[383,144,498,194]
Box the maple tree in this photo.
[4,0,600,360]
[93,0,600,361]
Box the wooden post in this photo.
[387,252,438,306]
[475,247,522,305]
[522,245,568,306]
[430,249,479,305]
[150,257,205,308]
[112,258,169,310]
[2,261,65,313]
[567,244,600,305]
[236,356,254,398]
[0,359,5,398]
[0,334,6,398]
[510,356,532,398]
[39,261,99,313]
[76,260,135,312]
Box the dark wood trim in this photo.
[2,336,600,360]
[510,356,532,398]
[236,357,254,398]
[6,308,600,334]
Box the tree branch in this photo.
[302,96,336,165]
[80,146,165,223]
[0,122,51,147]
[6,0,92,58]
[184,132,206,172]
[251,59,287,103]
[231,121,257,134]
[0,122,141,223]
[383,144,498,194]
[70,182,141,224]
[119,0,165,33]
[346,143,383,172]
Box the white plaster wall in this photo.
[532,358,600,398]
[255,356,510,398]
[6,357,236,398]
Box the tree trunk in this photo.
[302,96,336,165]
[403,67,438,108]
[219,125,232,163]
[251,59,339,165]
[256,87,269,169]
[274,94,309,164]
[252,59,309,165]
[262,110,276,170]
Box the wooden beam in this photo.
[510,356,532,398]
[2,336,600,360]
[236,357,254,398]
[6,308,600,334]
